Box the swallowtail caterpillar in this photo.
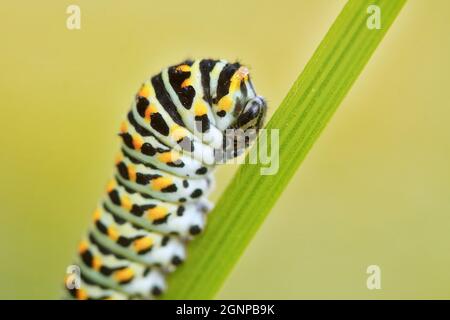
[65,59,267,299]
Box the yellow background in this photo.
[0,0,449,299]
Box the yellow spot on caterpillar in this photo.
[76,289,88,300]
[114,153,123,165]
[133,237,153,252]
[229,79,240,92]
[176,64,191,72]
[217,96,233,111]
[151,177,173,191]
[147,206,168,221]
[128,166,136,182]
[170,125,187,141]
[144,104,158,123]
[120,121,128,133]
[229,66,249,93]
[106,180,116,192]
[114,268,134,283]
[78,241,89,253]
[180,78,191,88]
[194,101,207,116]
[92,256,102,271]
[158,151,180,164]
[93,208,101,222]
[121,196,132,211]
[132,134,144,150]
[107,227,119,241]
[138,83,151,98]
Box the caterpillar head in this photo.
[232,95,267,132]
[215,65,267,162]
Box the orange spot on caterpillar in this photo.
[176,64,191,72]
[147,206,168,221]
[92,256,102,271]
[157,151,180,164]
[217,96,233,111]
[106,180,116,192]
[128,166,136,182]
[114,268,134,282]
[151,177,173,191]
[120,121,128,133]
[144,105,158,123]
[180,78,192,88]
[228,66,249,93]
[121,196,132,211]
[133,237,153,252]
[78,240,89,253]
[93,208,101,222]
[114,154,123,165]
[194,101,207,116]
[76,289,88,300]
[132,134,144,150]
[170,125,187,141]
[138,83,151,98]
[107,227,119,241]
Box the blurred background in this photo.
[0,0,449,299]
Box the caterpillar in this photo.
[65,58,267,300]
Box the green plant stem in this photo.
[163,0,406,299]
